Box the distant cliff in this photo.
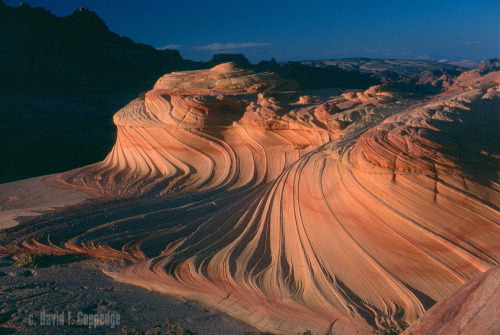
[0,1,203,182]
[0,1,199,93]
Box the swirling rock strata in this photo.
[1,65,499,335]
[61,64,360,196]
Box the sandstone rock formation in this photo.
[384,58,500,95]
[443,60,500,95]
[154,62,300,94]
[402,266,499,335]
[59,64,378,198]
[1,63,499,335]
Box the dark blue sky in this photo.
[5,0,499,62]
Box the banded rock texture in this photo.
[154,62,300,94]
[61,64,384,197]
[1,64,499,335]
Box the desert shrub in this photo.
[121,320,197,335]
[12,253,45,268]
[12,253,87,268]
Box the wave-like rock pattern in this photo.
[1,65,499,334]
[61,64,357,196]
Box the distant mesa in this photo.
[477,58,500,72]
[301,57,465,76]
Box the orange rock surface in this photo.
[1,64,499,334]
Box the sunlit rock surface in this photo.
[1,64,499,335]
[402,266,499,335]
[443,60,500,95]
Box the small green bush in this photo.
[13,253,45,268]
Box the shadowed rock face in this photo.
[1,64,499,335]
[0,2,194,93]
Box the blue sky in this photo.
[5,0,499,62]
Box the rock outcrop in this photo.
[1,64,499,335]
[443,59,500,95]
[154,62,300,94]
[402,266,499,335]
[60,64,383,198]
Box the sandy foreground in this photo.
[0,174,94,230]
[0,254,259,335]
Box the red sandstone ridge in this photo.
[442,59,500,95]
[1,63,499,335]
[402,266,499,335]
